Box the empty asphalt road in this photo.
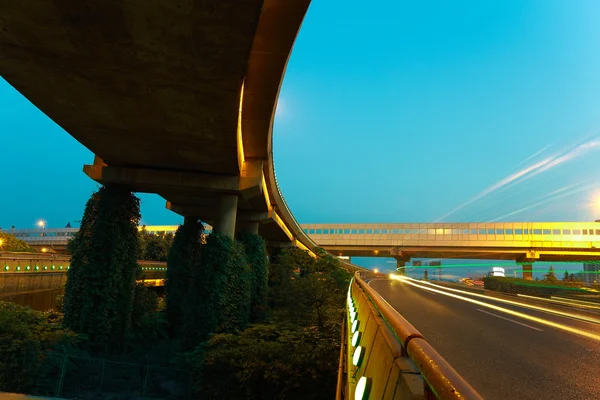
[370,279,600,400]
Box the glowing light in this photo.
[518,294,600,310]
[390,275,600,341]
[373,268,379,274]
[0,238,4,247]
[418,279,600,324]
[355,377,370,400]
[36,219,46,228]
[41,248,48,253]
[352,346,364,366]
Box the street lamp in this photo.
[36,219,46,229]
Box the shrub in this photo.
[0,302,77,393]
[484,276,586,296]
[183,323,340,400]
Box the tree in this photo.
[563,270,570,281]
[544,265,557,283]
[268,247,312,308]
[63,185,141,352]
[139,227,174,261]
[0,232,35,253]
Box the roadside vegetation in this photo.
[0,185,352,399]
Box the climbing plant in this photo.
[237,232,269,321]
[165,218,203,336]
[63,185,141,352]
[184,233,251,347]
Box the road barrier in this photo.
[337,271,482,400]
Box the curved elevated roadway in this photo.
[0,0,316,254]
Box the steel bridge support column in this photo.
[213,195,238,238]
[522,263,533,280]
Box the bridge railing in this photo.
[338,271,482,399]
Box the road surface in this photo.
[370,278,600,400]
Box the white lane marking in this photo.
[390,275,600,341]
[477,309,543,331]
[370,278,437,295]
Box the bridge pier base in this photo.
[395,259,407,274]
[240,221,260,235]
[213,195,238,238]
[522,263,533,280]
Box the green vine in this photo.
[63,185,141,352]
[184,234,251,348]
[165,218,203,336]
[237,233,269,321]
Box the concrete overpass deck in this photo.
[0,0,315,253]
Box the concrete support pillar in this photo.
[396,259,406,274]
[213,195,238,238]
[522,263,533,280]
[241,221,260,235]
[183,216,198,227]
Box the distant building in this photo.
[582,263,600,285]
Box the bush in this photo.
[0,302,77,393]
[484,276,587,296]
[179,246,352,398]
[130,283,167,344]
[182,323,340,400]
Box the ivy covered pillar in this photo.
[165,216,203,336]
[63,185,140,352]
[184,234,251,348]
[237,232,269,321]
[213,195,238,238]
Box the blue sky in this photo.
[1,1,600,277]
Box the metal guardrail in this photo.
[341,271,482,400]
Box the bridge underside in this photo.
[323,245,600,263]
[0,0,311,246]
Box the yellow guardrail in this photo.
[339,271,482,400]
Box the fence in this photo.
[18,350,192,399]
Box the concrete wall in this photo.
[0,288,64,311]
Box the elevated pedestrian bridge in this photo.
[302,222,600,263]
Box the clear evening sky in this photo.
[1,1,599,276]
